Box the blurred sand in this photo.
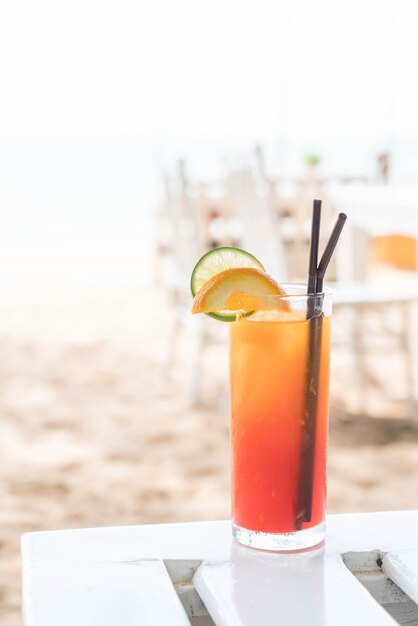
[1,284,418,625]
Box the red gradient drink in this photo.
[229,288,332,551]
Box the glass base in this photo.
[232,521,325,552]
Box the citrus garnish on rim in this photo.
[190,247,267,320]
[191,266,285,320]
[190,247,270,321]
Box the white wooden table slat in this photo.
[22,560,190,626]
[21,512,418,626]
[382,550,418,606]
[194,552,397,626]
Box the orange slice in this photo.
[191,267,286,315]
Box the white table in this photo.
[21,511,418,625]
[327,184,418,238]
[325,183,418,281]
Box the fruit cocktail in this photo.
[230,289,331,551]
[191,247,333,551]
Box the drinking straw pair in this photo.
[309,200,347,296]
[296,201,347,529]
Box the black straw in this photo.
[295,200,323,529]
[308,199,322,295]
[295,204,347,529]
[316,213,347,292]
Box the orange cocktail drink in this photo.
[230,288,331,551]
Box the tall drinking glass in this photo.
[229,286,332,551]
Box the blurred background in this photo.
[1,0,418,623]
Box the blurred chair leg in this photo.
[164,314,181,374]
[186,315,206,407]
[352,304,367,414]
[217,385,229,412]
[400,302,417,424]
[163,289,184,374]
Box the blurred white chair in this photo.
[161,161,230,407]
[225,167,288,281]
[162,162,201,404]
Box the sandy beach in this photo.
[1,283,418,625]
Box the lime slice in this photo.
[190,247,266,321]
[190,247,265,295]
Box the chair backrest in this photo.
[163,161,205,293]
[226,167,289,281]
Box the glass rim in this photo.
[248,284,332,300]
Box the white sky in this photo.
[0,0,417,281]
[1,0,418,134]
